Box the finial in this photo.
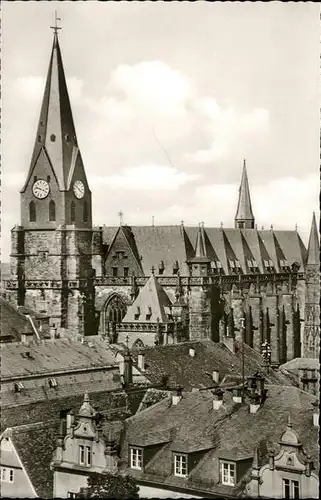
[287,414,292,428]
[118,210,123,226]
[295,223,298,231]
[152,216,155,226]
[243,158,246,168]
[270,224,273,230]
[220,222,223,228]
[50,11,62,35]
[84,391,90,403]
[201,221,204,228]
[151,265,155,276]
[181,220,184,226]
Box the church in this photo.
[4,31,320,364]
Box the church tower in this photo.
[188,224,212,340]
[10,28,95,337]
[235,160,255,229]
[303,212,320,358]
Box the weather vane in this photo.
[50,11,62,35]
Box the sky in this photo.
[1,1,320,261]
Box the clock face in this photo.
[73,180,85,199]
[32,179,50,199]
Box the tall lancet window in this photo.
[71,201,76,222]
[83,201,88,222]
[29,201,36,222]
[49,200,56,221]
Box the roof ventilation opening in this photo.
[189,348,195,357]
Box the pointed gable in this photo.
[258,230,281,272]
[273,231,307,271]
[306,213,319,266]
[122,275,172,323]
[22,34,85,192]
[104,226,143,277]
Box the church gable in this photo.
[123,275,172,323]
[104,227,143,278]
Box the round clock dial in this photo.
[32,179,50,199]
[73,180,85,199]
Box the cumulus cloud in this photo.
[89,165,200,191]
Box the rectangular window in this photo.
[112,267,118,277]
[79,445,85,465]
[221,461,235,486]
[130,447,143,470]
[67,493,77,499]
[124,267,129,277]
[49,378,58,388]
[86,446,92,466]
[0,467,14,483]
[293,481,299,500]
[235,260,241,268]
[283,479,290,499]
[229,260,235,268]
[174,454,188,477]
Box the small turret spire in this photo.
[195,223,207,258]
[306,212,319,266]
[235,159,255,229]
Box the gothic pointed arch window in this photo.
[49,200,56,221]
[29,201,36,222]
[71,201,76,222]
[102,294,127,336]
[83,201,88,223]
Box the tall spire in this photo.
[307,212,319,266]
[22,29,83,192]
[235,159,255,229]
[195,223,208,259]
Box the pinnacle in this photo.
[307,212,319,266]
[235,160,255,225]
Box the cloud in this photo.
[2,172,25,188]
[12,76,45,101]
[89,165,200,191]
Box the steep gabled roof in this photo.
[0,297,34,342]
[122,275,172,323]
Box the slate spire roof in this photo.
[235,159,255,224]
[307,212,320,266]
[122,274,172,323]
[22,32,84,192]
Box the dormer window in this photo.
[134,306,141,321]
[130,447,143,470]
[221,461,235,486]
[14,382,24,393]
[159,261,165,275]
[174,453,188,477]
[48,378,58,388]
[229,260,235,268]
[146,307,152,321]
[235,260,241,269]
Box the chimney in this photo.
[212,370,220,383]
[172,387,182,406]
[189,348,195,357]
[123,346,133,388]
[312,401,319,427]
[268,449,275,470]
[212,388,224,410]
[232,388,242,403]
[255,374,265,397]
[21,324,34,344]
[249,395,261,414]
[137,353,145,371]
[66,410,75,431]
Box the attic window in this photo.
[130,447,143,470]
[174,453,188,477]
[50,134,56,142]
[217,261,222,268]
[146,307,152,321]
[49,378,58,388]
[14,382,24,393]
[221,461,235,486]
[247,260,253,268]
[211,261,216,269]
[253,260,258,268]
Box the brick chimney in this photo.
[172,387,182,406]
[137,353,145,371]
[232,388,242,403]
[212,388,224,410]
[212,370,220,383]
[312,400,319,427]
[249,394,261,414]
[189,347,195,357]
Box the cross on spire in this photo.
[118,210,123,226]
[50,11,62,35]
